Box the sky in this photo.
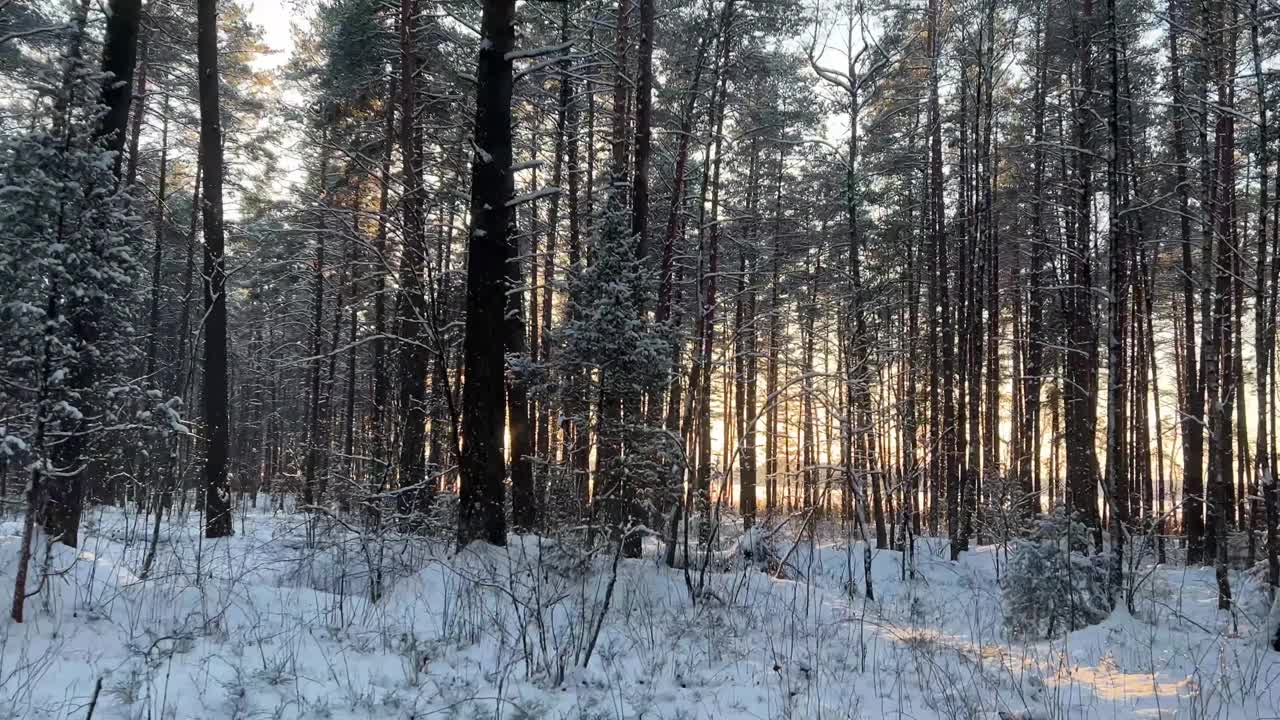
[240,0,306,203]
[246,0,296,70]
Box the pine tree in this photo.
[197,0,233,539]
[1,57,142,619]
[457,0,517,549]
[558,188,671,552]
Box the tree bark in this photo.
[457,0,516,548]
[394,0,432,529]
[197,0,233,538]
[1021,3,1048,516]
[303,145,329,508]
[1104,0,1129,605]
[97,0,143,177]
[1167,7,1205,562]
[1066,0,1101,546]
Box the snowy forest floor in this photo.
[1,500,1278,720]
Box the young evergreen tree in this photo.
[1,57,141,620]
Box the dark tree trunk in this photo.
[123,29,148,187]
[561,35,590,509]
[394,0,432,529]
[980,0,1000,536]
[633,0,654,263]
[1168,8,1205,562]
[695,0,734,545]
[304,148,329,508]
[766,146,785,516]
[368,78,394,524]
[1066,0,1101,545]
[738,144,760,528]
[457,0,516,549]
[343,218,359,509]
[593,0,639,556]
[538,6,571,487]
[1208,0,1237,609]
[177,155,201,400]
[653,24,709,547]
[145,92,169,380]
[97,0,143,177]
[902,122,920,567]
[508,240,536,531]
[197,0,232,539]
[1249,0,1277,594]
[1104,0,1129,604]
[802,254,817,515]
[1022,4,1048,516]
[926,0,944,534]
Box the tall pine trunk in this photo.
[457,0,516,548]
[197,0,232,538]
[395,0,432,528]
[97,0,143,177]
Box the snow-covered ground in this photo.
[2,501,1277,719]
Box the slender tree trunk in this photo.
[177,154,201,402]
[508,235,536,531]
[1067,0,1101,546]
[304,146,329,508]
[739,144,760,529]
[953,66,972,560]
[1208,0,1237,609]
[1144,262,1170,563]
[802,253,817,517]
[538,7,571,488]
[394,0,434,528]
[981,0,1000,537]
[766,146,785,516]
[1249,0,1275,590]
[343,216,359,509]
[145,92,169,380]
[123,28,148,188]
[654,26,710,553]
[1022,4,1048,516]
[562,37,591,509]
[903,144,920,567]
[1167,9,1206,562]
[925,0,943,534]
[693,0,735,544]
[368,78,394,524]
[927,0,954,550]
[633,0,653,263]
[1104,0,1129,604]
